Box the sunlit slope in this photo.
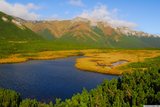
[0,12,43,41]
[1,11,160,49]
[24,18,160,48]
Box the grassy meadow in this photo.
[1,43,160,76]
[75,50,160,75]
[0,40,104,59]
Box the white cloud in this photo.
[0,0,40,20]
[78,5,137,28]
[26,3,40,10]
[69,0,84,7]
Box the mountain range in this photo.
[1,11,160,49]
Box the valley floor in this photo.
[76,50,160,75]
[0,49,160,75]
[0,49,97,64]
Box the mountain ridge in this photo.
[22,16,160,48]
[1,11,160,49]
[23,16,160,38]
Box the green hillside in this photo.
[40,32,160,49]
[0,12,43,41]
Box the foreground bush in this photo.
[0,89,21,107]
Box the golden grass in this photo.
[1,49,160,75]
[0,49,97,64]
[75,50,160,75]
[0,54,27,64]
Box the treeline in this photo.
[0,67,160,107]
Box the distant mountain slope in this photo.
[23,17,160,48]
[0,12,43,41]
[1,11,160,49]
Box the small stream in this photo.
[111,60,128,68]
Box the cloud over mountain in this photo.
[78,5,137,29]
[0,0,40,20]
[0,0,137,29]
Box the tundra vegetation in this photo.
[76,50,160,75]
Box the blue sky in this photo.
[1,0,160,34]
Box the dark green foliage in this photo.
[20,99,39,107]
[0,89,21,107]
[126,56,160,69]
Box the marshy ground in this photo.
[0,49,160,75]
[75,50,160,75]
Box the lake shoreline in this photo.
[0,49,160,75]
[0,50,89,64]
[0,56,117,102]
[75,50,160,75]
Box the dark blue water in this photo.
[0,56,118,102]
